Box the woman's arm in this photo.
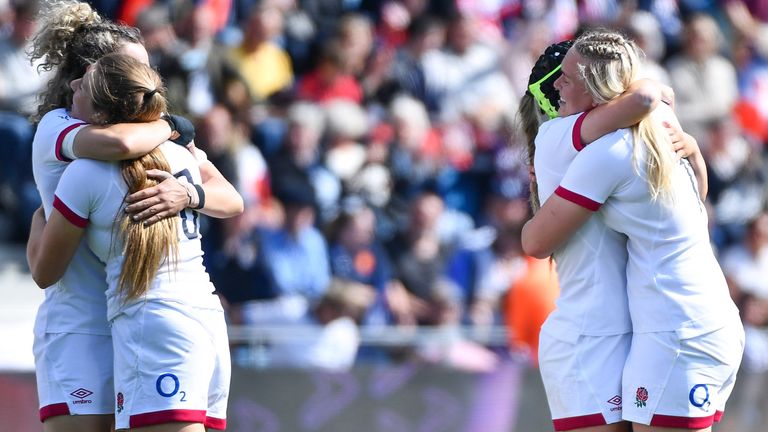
[521,195,593,258]
[580,79,664,145]
[124,160,244,224]
[27,209,84,288]
[72,119,173,160]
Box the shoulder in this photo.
[538,114,582,136]
[584,128,632,155]
[66,158,115,175]
[35,109,88,148]
[38,108,81,127]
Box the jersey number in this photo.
[174,169,200,240]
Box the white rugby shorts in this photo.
[112,300,231,430]
[33,332,114,421]
[622,319,745,428]
[539,331,632,431]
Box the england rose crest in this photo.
[635,387,648,408]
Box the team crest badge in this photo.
[635,387,648,408]
[116,392,124,413]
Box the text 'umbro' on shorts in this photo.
[33,332,114,421]
[112,300,231,430]
[622,319,745,428]
[539,331,632,431]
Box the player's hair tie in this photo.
[143,88,158,102]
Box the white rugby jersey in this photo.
[31,108,108,335]
[534,112,632,342]
[54,142,221,320]
[557,105,738,337]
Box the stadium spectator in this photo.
[666,13,739,145]
[266,277,375,370]
[239,178,332,327]
[228,3,293,102]
[0,0,47,241]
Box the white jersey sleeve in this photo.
[534,112,589,202]
[53,159,113,228]
[556,130,633,211]
[32,108,88,217]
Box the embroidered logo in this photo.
[635,387,648,408]
[70,388,93,404]
[607,395,622,412]
[116,392,124,413]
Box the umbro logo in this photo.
[607,395,622,411]
[70,388,93,404]
[70,388,93,399]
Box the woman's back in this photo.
[55,142,217,319]
[559,104,738,336]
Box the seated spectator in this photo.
[327,198,395,327]
[143,1,251,118]
[296,39,363,103]
[267,277,376,370]
[385,191,454,325]
[228,3,293,102]
[0,0,47,241]
[195,105,275,309]
[413,278,499,372]
[268,101,341,223]
[239,179,332,326]
[666,13,739,143]
[322,100,369,184]
[377,15,446,111]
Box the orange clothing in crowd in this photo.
[503,256,559,365]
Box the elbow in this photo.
[232,195,245,216]
[633,89,659,113]
[522,241,551,259]
[521,223,552,259]
[111,137,135,158]
[31,272,55,289]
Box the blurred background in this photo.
[1,0,767,430]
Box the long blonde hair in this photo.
[573,30,675,201]
[89,53,178,300]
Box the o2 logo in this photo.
[156,373,187,402]
[689,384,710,410]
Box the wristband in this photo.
[193,184,205,210]
[160,114,175,134]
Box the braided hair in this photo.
[574,30,675,201]
[518,40,573,212]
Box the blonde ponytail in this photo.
[88,53,177,300]
[117,150,179,300]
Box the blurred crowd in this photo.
[0,0,766,373]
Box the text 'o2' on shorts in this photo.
[33,332,114,421]
[622,319,745,428]
[539,331,632,431]
[112,300,231,430]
